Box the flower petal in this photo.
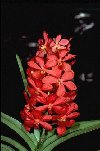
[53,106,63,114]
[32,70,43,79]
[62,70,74,81]
[42,84,53,91]
[35,56,44,67]
[64,81,77,90]
[32,110,42,119]
[56,35,62,43]
[50,41,55,47]
[57,84,66,97]
[57,126,66,136]
[58,49,68,59]
[42,115,52,121]
[36,105,48,112]
[43,31,48,41]
[47,94,57,103]
[46,66,62,78]
[63,54,76,61]
[62,62,71,71]
[36,96,46,104]
[53,97,66,105]
[66,112,80,118]
[59,39,69,46]
[45,55,57,68]
[66,119,75,127]
[40,121,52,131]
[42,76,57,84]
[28,60,41,70]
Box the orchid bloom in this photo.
[50,34,70,53]
[42,70,77,97]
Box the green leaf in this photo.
[1,135,28,151]
[16,54,28,93]
[41,120,100,151]
[1,112,37,151]
[34,129,40,142]
[1,143,15,151]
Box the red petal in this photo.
[57,84,66,97]
[32,70,43,79]
[24,120,34,127]
[35,57,44,67]
[63,54,76,61]
[58,49,68,59]
[28,77,36,88]
[42,115,52,121]
[66,119,75,127]
[53,97,66,106]
[62,62,71,71]
[42,76,57,84]
[57,126,66,136]
[50,41,55,47]
[47,94,57,103]
[32,110,42,119]
[62,70,74,81]
[28,60,41,70]
[27,86,35,95]
[64,81,77,90]
[66,112,80,118]
[59,39,69,46]
[36,105,48,112]
[56,35,61,43]
[34,79,43,88]
[43,31,48,40]
[53,106,63,114]
[42,84,53,91]
[46,66,62,78]
[36,96,46,104]
[45,55,57,68]
[40,121,52,131]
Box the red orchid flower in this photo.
[21,109,52,131]
[42,70,77,97]
[50,34,69,53]
[45,53,76,72]
[35,94,67,114]
[28,77,48,98]
[36,31,52,57]
[52,103,80,135]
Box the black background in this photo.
[1,2,100,151]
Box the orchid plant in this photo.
[1,31,100,151]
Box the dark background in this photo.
[1,3,100,151]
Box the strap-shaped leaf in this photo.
[34,129,40,142]
[1,112,37,151]
[40,120,100,151]
[1,143,15,151]
[16,54,28,93]
[1,135,28,151]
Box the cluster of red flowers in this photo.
[20,31,80,136]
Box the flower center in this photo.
[35,119,40,126]
[41,45,46,52]
[58,78,63,85]
[48,103,52,110]
[58,59,62,66]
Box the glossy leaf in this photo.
[1,112,37,151]
[1,143,15,151]
[16,54,28,93]
[1,135,27,151]
[40,120,100,151]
